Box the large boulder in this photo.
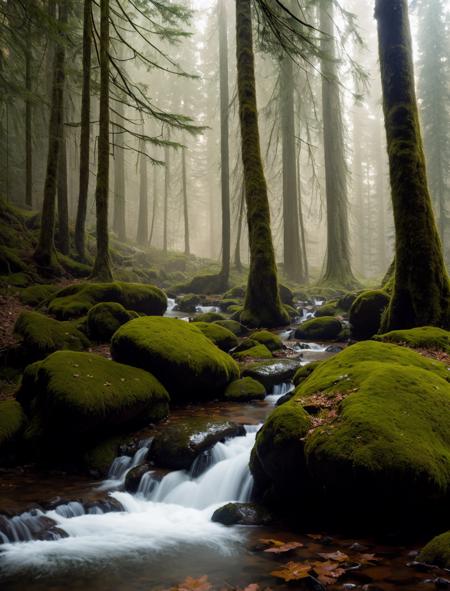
[294,317,342,341]
[48,281,167,320]
[111,317,239,400]
[87,302,138,342]
[14,311,90,362]
[193,321,238,352]
[233,344,273,360]
[151,418,245,470]
[250,341,450,529]
[349,289,390,340]
[242,359,303,389]
[375,326,450,353]
[249,330,283,351]
[224,377,266,402]
[18,351,169,454]
[213,319,247,337]
[418,531,450,568]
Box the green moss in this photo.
[250,330,282,351]
[294,316,342,340]
[83,436,123,476]
[48,281,167,319]
[219,298,242,311]
[224,377,266,401]
[18,284,59,307]
[193,322,238,352]
[176,294,201,313]
[87,302,138,342]
[315,301,338,317]
[0,246,28,274]
[16,360,43,414]
[14,311,90,362]
[192,311,226,323]
[293,361,322,387]
[224,285,246,299]
[21,351,169,447]
[279,284,294,305]
[111,317,239,400]
[375,326,450,353]
[0,400,27,453]
[233,344,273,360]
[283,304,299,319]
[349,289,390,340]
[58,254,91,278]
[418,532,450,568]
[229,305,244,315]
[213,319,247,336]
[1,272,31,288]
[337,292,359,312]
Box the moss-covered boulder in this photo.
[151,419,245,470]
[87,302,138,342]
[219,298,242,312]
[250,341,450,528]
[315,301,338,318]
[375,326,450,353]
[213,319,247,336]
[111,317,239,400]
[19,351,169,452]
[294,316,342,341]
[292,361,322,387]
[418,532,450,568]
[83,436,123,476]
[279,284,294,306]
[193,322,238,352]
[337,292,359,312]
[48,281,167,320]
[192,311,226,323]
[176,294,201,313]
[224,285,246,299]
[14,311,90,362]
[18,284,59,307]
[0,400,27,461]
[349,289,390,340]
[250,330,283,351]
[224,377,266,402]
[243,359,303,389]
[233,344,273,360]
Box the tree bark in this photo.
[91,0,113,281]
[25,18,33,209]
[136,138,148,245]
[319,0,357,289]
[182,146,190,256]
[75,0,92,260]
[236,0,288,327]
[112,100,126,242]
[234,185,245,271]
[148,166,157,247]
[376,0,449,329]
[57,129,69,254]
[163,140,170,254]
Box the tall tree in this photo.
[376,0,450,330]
[163,139,170,254]
[75,0,92,260]
[112,99,126,242]
[319,0,357,289]
[91,0,113,280]
[181,146,190,256]
[33,0,67,269]
[56,129,69,254]
[236,0,288,327]
[136,138,148,246]
[218,0,230,288]
[24,12,33,208]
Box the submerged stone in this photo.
[242,358,303,389]
[211,502,272,526]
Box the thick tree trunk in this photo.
[57,130,70,254]
[25,22,33,209]
[75,0,92,260]
[376,0,449,329]
[319,0,357,289]
[280,54,304,283]
[236,0,288,327]
[296,144,309,282]
[91,0,113,281]
[218,0,230,287]
[234,185,245,271]
[136,139,149,246]
[182,147,190,256]
[33,0,67,270]
[113,100,126,242]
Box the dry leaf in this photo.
[264,541,303,554]
[317,550,349,563]
[270,561,312,582]
[312,561,346,585]
[172,575,212,591]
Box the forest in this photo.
[0,0,449,589]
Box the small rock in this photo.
[211,502,272,526]
[349,542,369,552]
[124,464,151,493]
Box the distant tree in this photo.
[181,146,190,256]
[136,137,149,246]
[376,0,450,330]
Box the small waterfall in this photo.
[196,305,220,314]
[265,382,295,405]
[98,440,151,491]
[54,502,85,519]
[166,298,176,312]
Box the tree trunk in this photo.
[163,140,170,254]
[376,0,449,329]
[25,20,33,209]
[234,185,245,271]
[57,130,70,254]
[136,138,148,245]
[182,146,190,256]
[113,100,126,242]
[319,0,357,289]
[149,167,157,247]
[33,0,67,270]
[296,143,309,282]
[280,53,304,283]
[236,0,288,327]
[218,0,230,287]
[75,0,92,260]
[91,0,113,281]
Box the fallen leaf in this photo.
[172,575,212,591]
[357,553,381,565]
[312,561,346,586]
[307,534,323,540]
[271,561,312,582]
[241,584,260,591]
[262,540,303,554]
[317,550,349,563]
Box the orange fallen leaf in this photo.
[317,550,349,563]
[264,541,304,554]
[357,553,381,565]
[172,575,212,591]
[312,561,346,586]
[271,561,312,582]
[306,533,323,540]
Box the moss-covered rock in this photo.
[14,311,90,362]
[0,400,27,460]
[219,298,242,312]
[111,317,239,400]
[58,254,91,278]
[151,419,245,470]
[0,246,29,274]
[375,326,450,353]
[192,311,226,323]
[83,436,123,476]
[349,289,390,340]
[250,330,282,351]
[418,532,450,568]
[294,316,342,340]
[283,304,299,319]
[87,302,138,342]
[176,294,201,313]
[293,361,322,387]
[48,281,167,320]
[20,351,169,452]
[279,284,294,306]
[243,359,303,389]
[211,502,272,526]
[18,284,59,307]
[213,319,247,336]
[337,292,359,312]
[315,301,338,318]
[224,285,246,299]
[224,377,266,401]
[251,341,450,528]
[193,322,238,352]
[233,344,273,360]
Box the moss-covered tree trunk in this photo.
[91,0,113,281]
[136,138,148,246]
[234,185,245,271]
[75,0,92,260]
[376,0,450,330]
[319,0,357,289]
[33,0,67,270]
[218,0,230,288]
[235,0,288,328]
[182,146,190,256]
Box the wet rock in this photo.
[349,542,369,553]
[276,390,296,406]
[124,464,151,493]
[242,359,303,389]
[435,578,450,589]
[152,419,246,470]
[211,502,272,526]
[325,345,344,353]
